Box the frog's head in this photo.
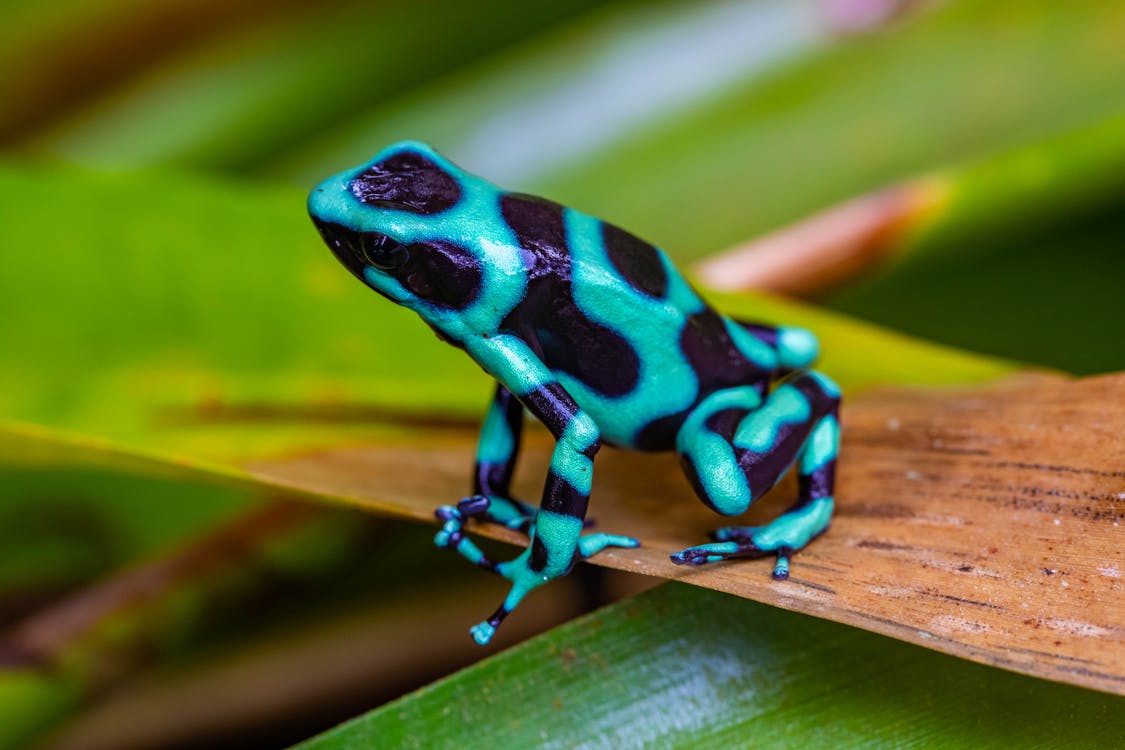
[307,141,480,311]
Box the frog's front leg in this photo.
[454,335,639,645]
[435,384,537,571]
[670,371,840,579]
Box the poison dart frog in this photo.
[308,142,840,645]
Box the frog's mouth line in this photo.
[311,218,367,281]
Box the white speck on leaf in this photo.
[1044,619,1112,638]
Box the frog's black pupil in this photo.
[359,233,409,271]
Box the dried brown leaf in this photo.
[247,372,1125,693]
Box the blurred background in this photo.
[1,0,1124,747]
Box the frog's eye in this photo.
[359,233,410,271]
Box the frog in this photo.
[308,141,840,645]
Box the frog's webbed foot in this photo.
[435,493,608,576]
[433,494,536,573]
[669,497,833,580]
[469,532,640,646]
[670,533,794,579]
[436,493,535,533]
[671,371,841,582]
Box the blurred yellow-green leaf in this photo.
[0,162,1009,465]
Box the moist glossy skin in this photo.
[308,141,841,645]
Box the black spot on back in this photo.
[498,193,641,399]
[500,193,570,282]
[680,311,771,395]
[396,239,481,310]
[538,313,640,398]
[602,222,667,298]
[350,152,461,215]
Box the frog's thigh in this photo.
[676,373,839,517]
[675,386,763,516]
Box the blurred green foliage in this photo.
[0,160,1007,468]
[532,2,1125,254]
[10,0,606,166]
[0,466,253,622]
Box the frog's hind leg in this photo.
[670,371,840,579]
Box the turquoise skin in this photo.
[308,142,840,645]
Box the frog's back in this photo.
[495,195,776,450]
[309,140,778,451]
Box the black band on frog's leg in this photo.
[442,384,537,535]
[436,378,598,580]
[472,384,524,499]
[433,384,536,572]
[435,336,638,646]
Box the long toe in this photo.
[435,504,461,522]
[670,541,742,566]
[577,533,640,560]
[771,547,793,580]
[457,494,491,516]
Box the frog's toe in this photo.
[432,508,508,574]
[434,504,462,523]
[676,519,825,579]
[771,548,794,580]
[453,495,537,534]
[670,541,750,566]
[457,494,491,517]
[670,539,791,577]
[433,513,464,549]
[470,620,497,646]
[577,533,640,560]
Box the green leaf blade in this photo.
[298,584,1125,749]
